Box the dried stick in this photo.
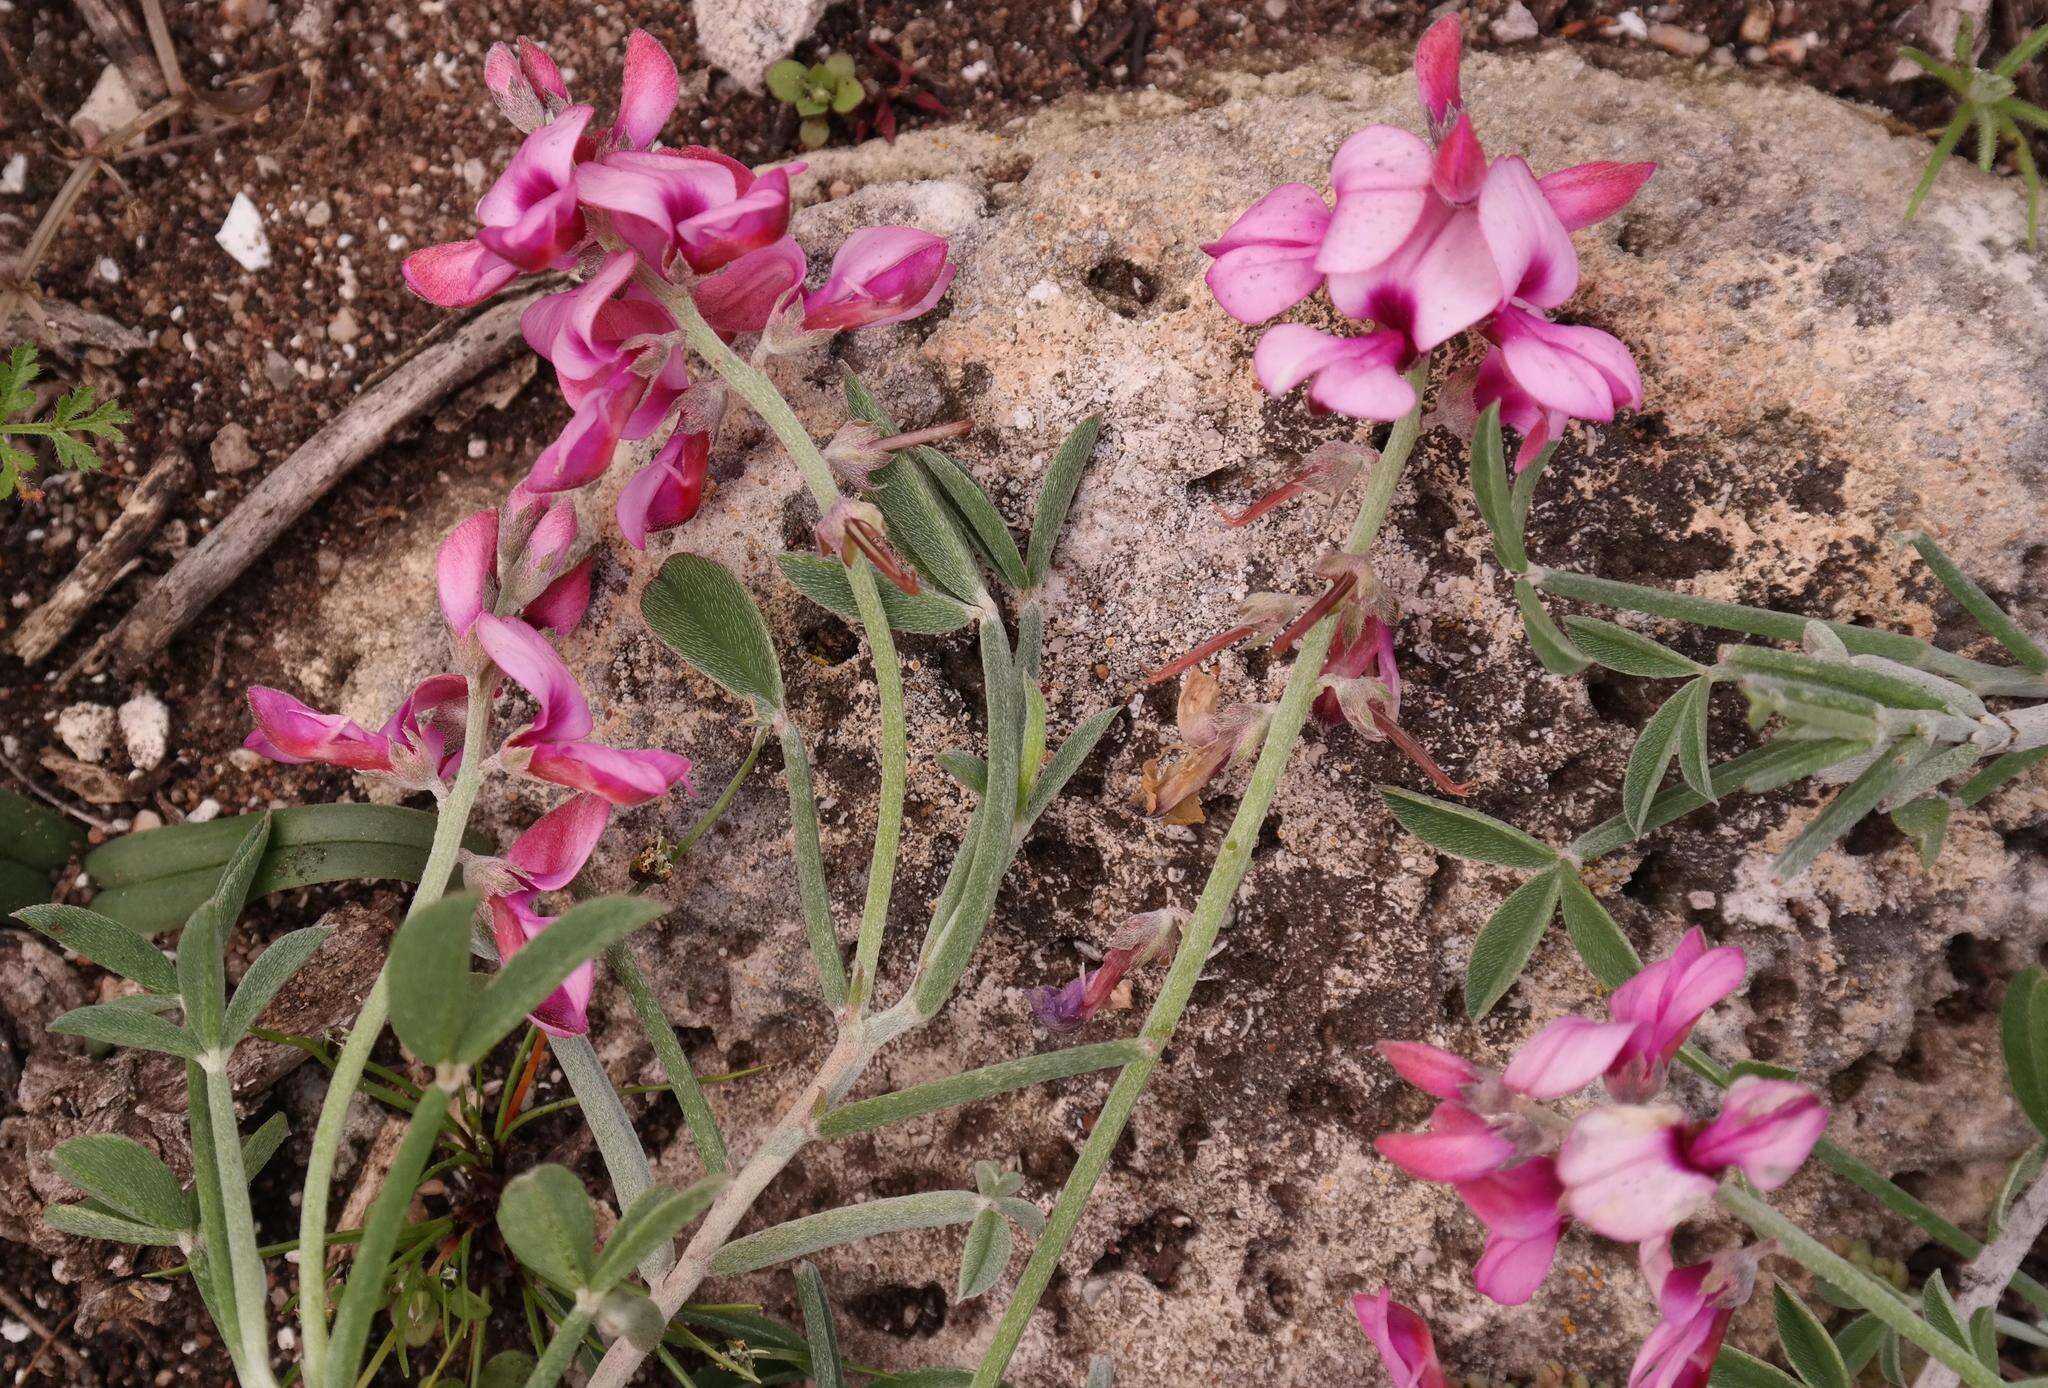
[11,450,189,665]
[82,290,543,675]
[69,0,170,105]
[1909,1161,2048,1388]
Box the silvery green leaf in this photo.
[1960,746,2048,806]
[2001,968,2048,1137]
[1381,788,1557,869]
[1027,415,1104,590]
[922,448,1029,590]
[1677,676,1715,800]
[1558,870,1641,989]
[51,1134,194,1231]
[1834,1314,1886,1374]
[994,1196,1047,1237]
[972,1161,1006,1198]
[241,1112,289,1182]
[1923,1271,1968,1347]
[1467,865,1566,1018]
[388,894,478,1066]
[1990,1143,2046,1238]
[222,924,331,1043]
[14,904,177,993]
[1801,621,1849,660]
[1623,683,1692,833]
[179,814,272,1047]
[1469,404,1522,574]
[938,750,988,797]
[795,1261,846,1388]
[1712,1346,1807,1388]
[777,554,976,634]
[47,1002,199,1058]
[458,896,664,1064]
[1890,795,1951,870]
[597,1289,668,1352]
[1515,579,1589,675]
[497,1164,596,1292]
[642,554,785,711]
[1563,616,1703,679]
[1906,530,2048,674]
[1021,705,1123,833]
[43,1203,186,1246]
[1773,1286,1850,1388]
[591,1176,726,1291]
[1773,737,1929,881]
[478,1351,537,1388]
[955,1207,1013,1302]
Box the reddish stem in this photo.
[1216,479,1307,527]
[1270,572,1357,656]
[1368,703,1472,797]
[498,1033,550,1138]
[1142,624,1255,686]
[872,419,973,452]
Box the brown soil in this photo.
[1,0,2045,1382]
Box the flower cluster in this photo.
[1203,14,1652,467]
[246,492,694,1036]
[403,31,956,549]
[1357,932,1826,1388]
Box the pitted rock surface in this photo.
[294,46,2048,1385]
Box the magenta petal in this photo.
[1431,113,1487,204]
[694,238,808,337]
[1539,160,1657,232]
[524,742,693,807]
[1492,306,1617,420]
[1315,126,1432,274]
[477,106,592,229]
[1501,1017,1636,1100]
[402,240,520,307]
[1376,1109,1517,1184]
[437,510,499,638]
[1352,1290,1448,1388]
[506,792,611,891]
[524,555,594,634]
[473,613,594,746]
[381,674,470,778]
[517,37,569,104]
[490,895,590,1038]
[1556,1104,1716,1243]
[1684,1079,1826,1190]
[1202,183,1330,324]
[1474,1223,1564,1306]
[1378,1041,1482,1100]
[616,29,679,149]
[245,686,392,772]
[617,430,711,550]
[802,226,956,332]
[1414,13,1463,138]
[527,385,638,493]
[1479,156,1579,309]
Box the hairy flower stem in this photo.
[206,1061,278,1388]
[640,266,910,1018]
[1717,1182,2007,1388]
[972,371,1429,1388]
[296,686,493,1388]
[1911,1161,2048,1388]
[525,1301,596,1388]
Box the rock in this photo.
[116,692,170,772]
[1491,2,1540,43]
[297,47,2048,1388]
[188,797,222,823]
[1647,22,1711,58]
[211,421,261,475]
[692,0,836,91]
[53,703,114,764]
[327,307,361,343]
[305,198,333,228]
[1740,1,1774,44]
[263,348,295,391]
[215,192,273,272]
[1,154,26,195]
[69,64,141,141]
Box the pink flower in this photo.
[520,251,692,492]
[1377,1041,1481,1100]
[472,614,691,807]
[471,106,593,274]
[693,238,808,338]
[1459,1157,1567,1305]
[401,239,525,310]
[575,147,798,275]
[437,498,591,641]
[1028,910,1182,1031]
[1254,325,1416,421]
[1377,1100,1520,1185]
[1629,1238,1764,1388]
[483,31,674,150]
[1315,126,1435,278]
[479,793,612,1037]
[1684,1078,1827,1190]
[1500,1016,1637,1101]
[618,428,713,551]
[1475,304,1643,469]
[245,676,469,786]
[1540,161,1659,232]
[1353,1290,1448,1388]
[1201,183,1331,325]
[802,227,956,333]
[1605,928,1746,1101]
[1414,14,1464,142]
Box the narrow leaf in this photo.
[642,554,786,710]
[1382,787,1558,869]
[388,894,479,1066]
[1713,1346,1808,1388]
[938,750,988,797]
[1905,532,2048,673]
[1834,1314,1887,1375]
[242,1112,290,1182]
[1774,1286,1850,1388]
[1773,737,1929,881]
[777,553,975,634]
[1470,404,1524,573]
[1959,746,2048,806]
[922,449,1029,590]
[1677,676,1715,800]
[817,1040,1146,1139]
[222,924,332,1043]
[497,1164,596,1292]
[1021,704,1123,832]
[1515,579,1589,674]
[954,1207,1013,1302]
[1564,617,1703,679]
[15,903,176,993]
[1890,796,1951,870]
[1923,1271,1968,1347]
[459,896,665,1063]
[1991,1143,2046,1238]
[0,785,86,871]
[795,1262,847,1388]
[1558,871,1642,988]
[2002,969,2048,1137]
[1026,415,1104,589]
[590,1175,726,1291]
[43,1203,186,1246]
[1467,866,1566,1018]
[52,1134,194,1231]
[48,1002,199,1057]
[1623,682,1693,833]
[179,815,272,1048]
[710,1190,985,1276]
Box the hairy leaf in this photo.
[777,553,976,634]
[1026,415,1104,589]
[1382,788,1557,869]
[642,554,785,710]
[1467,865,1566,1018]
[15,903,176,993]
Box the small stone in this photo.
[1687,890,1718,910]
[212,422,261,475]
[1026,278,1062,304]
[71,64,142,140]
[229,747,264,773]
[263,348,295,391]
[316,548,342,582]
[1262,0,1287,18]
[131,809,163,832]
[118,692,171,772]
[467,437,489,459]
[327,307,361,343]
[460,158,487,189]
[221,0,271,27]
[0,153,24,194]
[95,256,121,282]
[1739,2,1773,44]
[1647,23,1710,58]
[216,193,273,271]
[188,798,224,824]
[1768,34,1811,64]
[1491,2,1539,43]
[1613,9,1649,39]
[55,703,116,763]
[304,198,332,227]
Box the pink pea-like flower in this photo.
[1605,928,1747,1102]
[802,227,957,334]
[1353,1289,1449,1388]
[473,792,611,1037]
[1457,1155,1567,1306]
[575,147,800,275]
[1628,1236,1765,1388]
[244,676,469,788]
[1253,325,1415,421]
[1202,183,1332,326]
[1473,305,1644,470]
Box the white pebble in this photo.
[55,702,116,763]
[189,797,224,823]
[0,153,25,194]
[216,192,273,271]
[118,691,171,772]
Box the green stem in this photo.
[972,376,1428,1387]
[206,1062,277,1387]
[524,1304,596,1388]
[186,1059,242,1374]
[325,1083,456,1386]
[553,1031,671,1281]
[779,716,850,1008]
[642,266,908,1018]
[297,686,491,1387]
[668,725,768,863]
[609,942,730,1174]
[1717,1182,2007,1388]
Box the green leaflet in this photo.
[1381,787,1558,869]
[641,553,785,710]
[1515,579,1589,674]
[1467,865,1566,1018]
[777,553,976,634]
[1026,415,1105,590]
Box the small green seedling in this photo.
[766,53,866,149]
[1899,16,2048,245]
